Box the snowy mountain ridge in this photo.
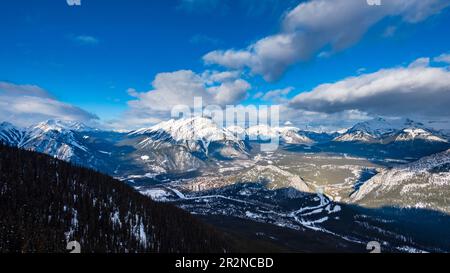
[245,124,313,144]
[0,121,25,146]
[350,149,450,213]
[334,117,448,143]
[0,120,92,162]
[131,116,241,143]
[129,117,249,160]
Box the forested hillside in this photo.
[0,143,231,253]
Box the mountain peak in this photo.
[132,116,238,143]
[335,117,447,143]
[0,121,16,130]
[0,121,24,146]
[33,119,92,132]
[246,124,313,144]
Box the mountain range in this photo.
[1,116,450,252]
[2,117,448,169]
[334,118,448,144]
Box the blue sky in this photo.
[1,0,450,130]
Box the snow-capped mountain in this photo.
[31,119,94,132]
[125,117,250,173]
[391,128,447,143]
[333,130,378,143]
[19,120,91,161]
[272,126,314,144]
[130,116,248,157]
[2,117,449,182]
[232,124,313,144]
[350,149,450,214]
[133,117,243,145]
[0,122,25,146]
[334,118,448,144]
[0,120,97,164]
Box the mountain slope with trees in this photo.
[0,143,231,253]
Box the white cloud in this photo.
[128,70,212,112]
[280,106,371,132]
[252,92,264,99]
[202,70,242,84]
[288,57,450,119]
[0,82,98,127]
[261,87,294,102]
[408,57,430,68]
[204,50,253,70]
[0,82,52,98]
[120,70,251,128]
[203,0,450,81]
[434,53,450,64]
[209,79,250,105]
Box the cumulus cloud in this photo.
[209,79,250,105]
[288,57,450,119]
[261,87,294,102]
[0,82,98,127]
[0,82,52,98]
[202,70,242,84]
[434,53,450,64]
[203,0,450,81]
[280,106,371,132]
[120,70,251,128]
[252,92,264,99]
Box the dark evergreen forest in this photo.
[0,143,231,253]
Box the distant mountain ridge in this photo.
[2,118,450,253]
[244,124,313,144]
[334,118,448,144]
[1,117,449,179]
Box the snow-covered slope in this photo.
[133,117,243,144]
[237,124,313,144]
[350,149,450,213]
[20,120,93,161]
[0,122,25,146]
[334,118,447,144]
[274,126,314,144]
[333,130,378,143]
[392,128,447,143]
[0,120,94,163]
[127,117,250,173]
[240,164,312,193]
